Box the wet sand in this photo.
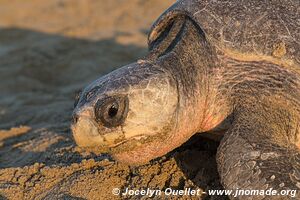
[0,1,227,199]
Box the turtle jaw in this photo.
[111,141,172,165]
[110,126,193,165]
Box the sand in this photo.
[0,1,227,199]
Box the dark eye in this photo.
[108,102,119,118]
[94,96,129,128]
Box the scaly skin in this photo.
[216,57,300,199]
[71,0,300,199]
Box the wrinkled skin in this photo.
[72,0,300,199]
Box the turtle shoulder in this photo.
[149,0,300,71]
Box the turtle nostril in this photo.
[72,114,79,124]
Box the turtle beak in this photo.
[71,107,125,152]
[71,110,105,148]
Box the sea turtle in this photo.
[71,0,300,199]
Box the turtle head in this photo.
[71,5,230,164]
[71,61,180,164]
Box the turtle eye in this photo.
[94,96,129,128]
[108,102,119,118]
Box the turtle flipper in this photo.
[216,111,300,200]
